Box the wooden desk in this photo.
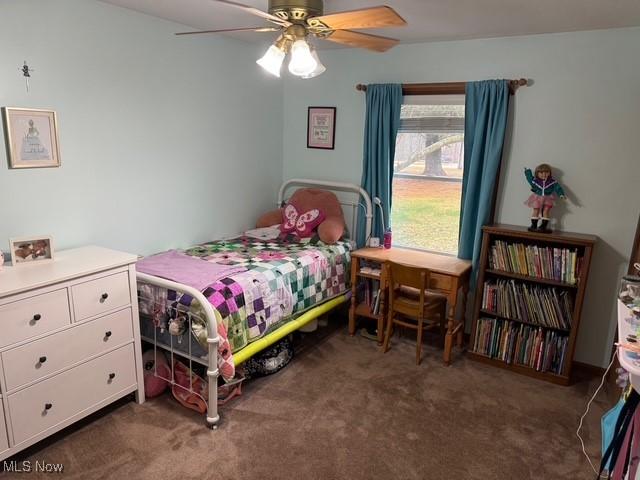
[349,247,472,364]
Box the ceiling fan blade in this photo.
[213,0,290,26]
[175,26,280,35]
[322,30,399,52]
[309,6,406,30]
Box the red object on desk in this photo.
[383,230,392,249]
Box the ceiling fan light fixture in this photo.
[257,43,286,77]
[180,2,407,76]
[288,39,317,77]
[301,48,325,79]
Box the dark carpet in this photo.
[1,319,610,480]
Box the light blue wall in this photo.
[2,1,637,367]
[282,27,640,367]
[0,0,283,256]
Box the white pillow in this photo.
[244,225,281,240]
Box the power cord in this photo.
[576,350,618,478]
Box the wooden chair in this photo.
[382,261,448,365]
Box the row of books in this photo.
[481,279,573,330]
[360,279,381,315]
[488,239,582,285]
[473,317,568,375]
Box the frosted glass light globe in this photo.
[301,49,326,79]
[256,45,285,77]
[288,40,317,77]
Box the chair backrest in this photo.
[388,261,432,319]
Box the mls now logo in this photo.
[3,460,64,473]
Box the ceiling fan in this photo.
[176,0,407,78]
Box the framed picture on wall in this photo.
[2,107,61,169]
[9,235,55,266]
[307,106,336,150]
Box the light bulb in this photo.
[256,44,285,77]
[288,39,317,77]
[301,49,326,79]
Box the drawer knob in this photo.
[100,293,109,302]
[44,403,53,411]
[33,314,42,321]
[108,373,116,380]
[105,331,112,338]
[39,356,47,364]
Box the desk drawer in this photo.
[72,271,130,321]
[8,344,137,446]
[0,289,71,349]
[2,308,134,391]
[429,274,453,293]
[0,402,8,453]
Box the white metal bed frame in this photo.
[137,179,372,428]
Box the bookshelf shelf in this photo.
[355,301,379,319]
[356,272,381,280]
[349,255,386,344]
[469,224,597,384]
[467,351,570,385]
[485,269,578,289]
[478,309,571,333]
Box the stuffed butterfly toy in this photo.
[280,203,325,238]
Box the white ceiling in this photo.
[100,0,640,48]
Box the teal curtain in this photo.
[458,80,510,275]
[357,84,403,246]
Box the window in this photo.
[391,95,465,255]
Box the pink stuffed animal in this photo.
[256,188,346,244]
[142,349,171,398]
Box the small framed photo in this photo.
[9,236,55,266]
[2,107,61,169]
[307,107,336,150]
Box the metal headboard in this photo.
[278,178,373,245]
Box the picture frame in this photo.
[2,107,61,169]
[307,106,336,150]
[9,236,55,266]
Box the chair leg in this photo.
[439,305,447,337]
[383,315,394,353]
[416,319,424,365]
[443,303,454,365]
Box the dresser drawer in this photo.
[0,402,8,453]
[0,289,71,349]
[2,308,134,391]
[8,344,137,446]
[71,271,130,321]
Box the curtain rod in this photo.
[355,78,528,95]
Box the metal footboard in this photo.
[137,272,220,429]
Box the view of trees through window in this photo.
[391,101,465,254]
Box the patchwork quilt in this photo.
[138,234,352,382]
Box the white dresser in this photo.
[0,246,145,461]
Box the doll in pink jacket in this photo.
[524,163,566,233]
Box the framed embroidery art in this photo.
[2,107,61,168]
[307,106,336,150]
